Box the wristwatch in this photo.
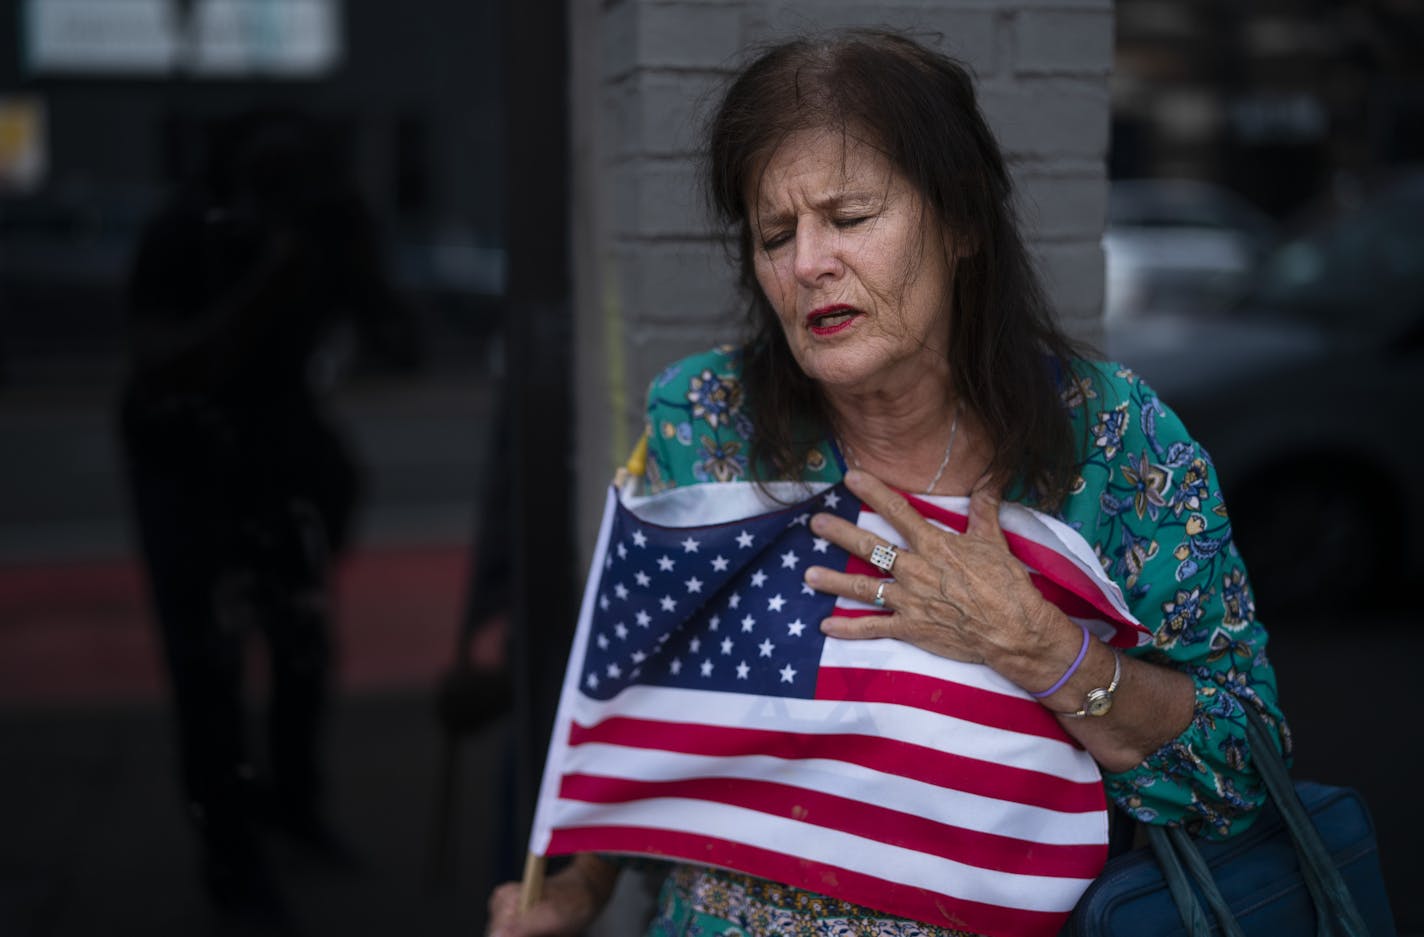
[1068,647,1121,718]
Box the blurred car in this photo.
[1105,169,1424,617]
[1104,178,1278,322]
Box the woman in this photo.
[489,29,1283,937]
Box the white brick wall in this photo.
[572,0,1114,555]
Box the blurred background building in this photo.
[1,0,1422,935]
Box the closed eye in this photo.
[760,230,793,251]
[834,215,872,230]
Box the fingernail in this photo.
[804,567,823,586]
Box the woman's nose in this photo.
[793,224,841,286]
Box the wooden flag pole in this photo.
[518,852,547,912]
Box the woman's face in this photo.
[750,128,957,394]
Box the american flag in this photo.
[529,480,1150,937]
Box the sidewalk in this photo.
[0,545,515,937]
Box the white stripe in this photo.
[621,480,832,528]
[566,685,1101,783]
[818,635,1035,698]
[547,797,1092,913]
[560,742,1108,843]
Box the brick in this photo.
[611,157,712,238]
[1015,10,1113,75]
[747,6,997,77]
[1032,240,1105,322]
[611,240,742,326]
[603,2,745,79]
[613,70,728,158]
[979,78,1109,158]
[1013,170,1108,240]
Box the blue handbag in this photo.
[1065,707,1395,936]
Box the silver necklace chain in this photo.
[841,402,962,495]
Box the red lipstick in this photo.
[806,304,860,336]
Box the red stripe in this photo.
[545,825,1073,937]
[1029,573,1114,623]
[559,773,1106,878]
[568,717,1103,813]
[863,495,1147,647]
[814,666,1075,744]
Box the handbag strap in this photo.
[1152,704,1372,937]
[1166,825,1248,937]
[1241,704,1372,937]
[1147,824,1216,935]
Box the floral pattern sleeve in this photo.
[1058,362,1288,839]
[640,345,836,492]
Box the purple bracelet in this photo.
[1031,622,1091,700]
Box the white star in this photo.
[779,549,799,569]
[801,583,816,596]
[720,637,734,655]
[634,571,651,587]
[599,594,610,611]
[596,634,609,650]
[689,637,701,653]
[767,594,786,612]
[758,639,774,657]
[750,570,768,588]
[614,583,629,599]
[605,554,613,569]
[684,576,703,594]
[614,622,629,639]
[669,658,682,675]
[728,592,741,609]
[709,614,720,631]
[700,659,714,677]
[617,542,628,559]
[792,512,810,526]
[681,536,701,554]
[787,619,806,637]
[711,555,730,572]
[779,664,797,683]
[659,595,677,612]
[741,615,756,633]
[736,530,755,549]
[657,554,675,572]
[635,610,651,627]
[736,661,750,680]
[631,530,647,547]
[823,490,841,508]
[631,650,646,664]
[586,673,599,689]
[607,662,622,678]
[812,537,830,553]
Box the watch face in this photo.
[1085,690,1113,717]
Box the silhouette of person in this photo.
[119,108,417,923]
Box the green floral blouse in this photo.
[629,344,1287,937]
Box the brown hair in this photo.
[705,29,1089,507]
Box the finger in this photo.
[804,565,891,606]
[843,468,935,550]
[809,510,896,560]
[966,483,1007,547]
[821,612,897,640]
